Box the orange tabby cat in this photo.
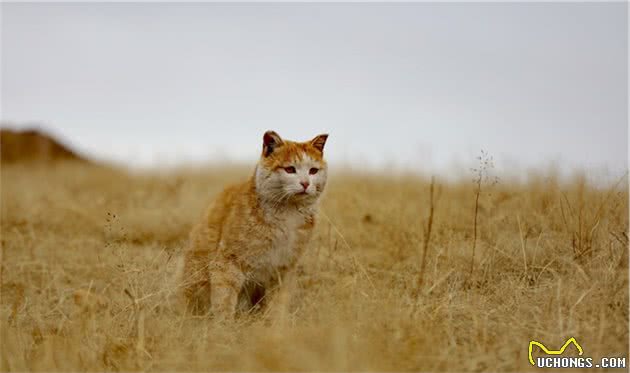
[183,131,328,318]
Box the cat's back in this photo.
[189,178,259,246]
[207,179,254,223]
[219,177,265,225]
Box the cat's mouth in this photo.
[294,189,314,197]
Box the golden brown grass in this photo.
[1,161,628,371]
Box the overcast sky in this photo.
[1,2,627,180]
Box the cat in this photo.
[182,130,328,318]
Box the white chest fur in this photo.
[250,209,306,283]
[267,210,304,266]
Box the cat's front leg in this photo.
[265,266,300,325]
[209,261,245,320]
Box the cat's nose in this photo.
[300,181,310,190]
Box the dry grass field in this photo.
[1,161,628,371]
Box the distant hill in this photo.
[1,127,88,164]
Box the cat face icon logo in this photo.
[528,337,584,366]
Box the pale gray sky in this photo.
[1,2,627,179]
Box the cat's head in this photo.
[255,130,328,205]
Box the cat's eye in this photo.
[284,166,296,174]
[309,168,319,175]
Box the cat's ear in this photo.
[262,130,284,157]
[310,134,328,153]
